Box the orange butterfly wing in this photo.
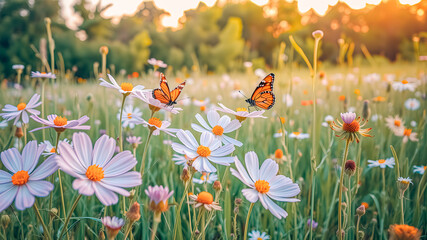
[152,73,185,105]
[250,73,275,99]
[252,91,275,110]
[170,81,186,103]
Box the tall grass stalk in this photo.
[337,139,351,240]
[243,203,254,240]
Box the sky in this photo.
[60,0,422,28]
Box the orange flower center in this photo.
[391,224,419,237]
[120,82,133,92]
[197,146,211,157]
[255,180,270,194]
[354,89,360,95]
[86,165,104,181]
[292,132,300,136]
[149,104,161,113]
[127,113,132,119]
[378,159,386,164]
[150,200,168,212]
[148,117,162,128]
[212,125,224,136]
[17,102,26,111]
[343,120,360,133]
[196,191,213,204]
[11,170,29,185]
[339,95,346,101]
[403,128,412,136]
[275,149,284,159]
[280,117,286,124]
[53,116,67,126]
[394,120,401,127]
[401,80,408,84]
[50,147,56,153]
[236,108,247,112]
[200,106,206,111]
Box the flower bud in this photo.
[181,168,190,183]
[362,100,370,120]
[274,149,284,159]
[1,215,10,229]
[49,208,58,218]
[100,46,109,55]
[213,180,222,192]
[356,205,366,216]
[126,202,141,223]
[234,198,242,206]
[312,30,324,39]
[344,160,356,176]
[44,17,51,25]
[98,229,106,240]
[358,231,365,239]
[233,207,240,215]
[128,189,136,201]
[336,229,345,239]
[15,127,23,138]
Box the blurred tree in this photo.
[73,0,114,40]
[130,30,152,71]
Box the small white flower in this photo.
[413,165,426,175]
[215,103,266,122]
[404,98,420,111]
[248,230,270,240]
[289,132,309,140]
[116,105,142,129]
[367,158,395,168]
[99,74,147,95]
[133,116,178,137]
[40,139,70,156]
[231,151,301,219]
[392,79,417,92]
[31,71,56,79]
[282,94,293,107]
[12,64,24,70]
[147,58,167,68]
[172,130,235,173]
[397,177,412,184]
[193,173,218,184]
[0,93,42,126]
[192,110,242,147]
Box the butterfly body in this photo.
[245,73,276,110]
[152,73,185,106]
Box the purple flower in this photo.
[30,114,90,133]
[340,112,356,124]
[0,141,58,212]
[0,94,42,126]
[126,136,142,145]
[307,219,318,229]
[57,132,142,206]
[145,185,174,212]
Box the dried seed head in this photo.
[181,168,190,183]
[49,208,58,218]
[15,127,23,138]
[213,180,222,192]
[234,198,242,206]
[126,202,141,223]
[362,100,370,120]
[345,160,356,176]
[98,229,106,240]
[1,215,10,229]
[356,205,366,216]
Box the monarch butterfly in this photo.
[245,73,275,110]
[152,73,186,106]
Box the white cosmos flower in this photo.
[172,154,190,168]
[413,165,426,175]
[116,105,142,129]
[172,130,235,173]
[215,103,266,122]
[367,158,395,168]
[40,139,70,156]
[0,94,41,126]
[191,110,242,147]
[231,151,301,219]
[248,230,270,240]
[133,116,178,137]
[193,173,218,184]
[392,79,417,92]
[99,74,147,95]
[404,98,420,111]
[289,132,309,140]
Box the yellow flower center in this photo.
[127,113,132,119]
[401,80,408,84]
[120,82,133,92]
[354,89,360,95]
[50,147,56,153]
[197,146,211,157]
[236,108,247,112]
[275,149,283,159]
[235,108,248,122]
[53,116,67,126]
[150,200,168,212]
[86,165,104,182]
[17,102,26,111]
[196,191,213,204]
[148,117,162,128]
[11,170,29,186]
[280,117,285,124]
[401,180,410,184]
[255,180,270,194]
[292,132,300,136]
[258,238,263,240]
[212,125,224,136]
[394,120,401,127]
[200,106,206,111]
[403,128,412,136]
[378,159,386,164]
[343,120,360,133]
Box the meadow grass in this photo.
[0,62,426,239]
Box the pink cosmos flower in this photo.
[30,114,90,133]
[57,132,142,206]
[31,71,56,79]
[147,58,167,68]
[0,94,41,125]
[145,185,174,212]
[340,112,356,124]
[0,141,58,212]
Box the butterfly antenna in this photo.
[238,90,248,99]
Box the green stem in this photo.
[243,203,254,240]
[355,216,360,239]
[123,220,134,240]
[41,79,46,141]
[118,95,127,152]
[400,193,404,224]
[33,202,52,240]
[151,213,161,240]
[59,194,82,240]
[139,130,153,177]
[382,168,385,195]
[338,139,351,240]
[173,180,191,240]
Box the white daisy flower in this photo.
[413,165,426,175]
[188,191,222,211]
[31,71,56,79]
[367,158,395,168]
[231,151,301,219]
[248,230,270,240]
[392,79,417,92]
[133,116,178,137]
[99,74,147,96]
[385,115,405,134]
[0,119,8,129]
[191,110,242,147]
[215,103,266,122]
[404,98,420,111]
[40,139,70,156]
[116,105,142,129]
[395,128,418,143]
[397,177,412,185]
[289,132,309,140]
[172,154,191,168]
[172,130,235,173]
[0,94,41,126]
[193,172,218,184]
